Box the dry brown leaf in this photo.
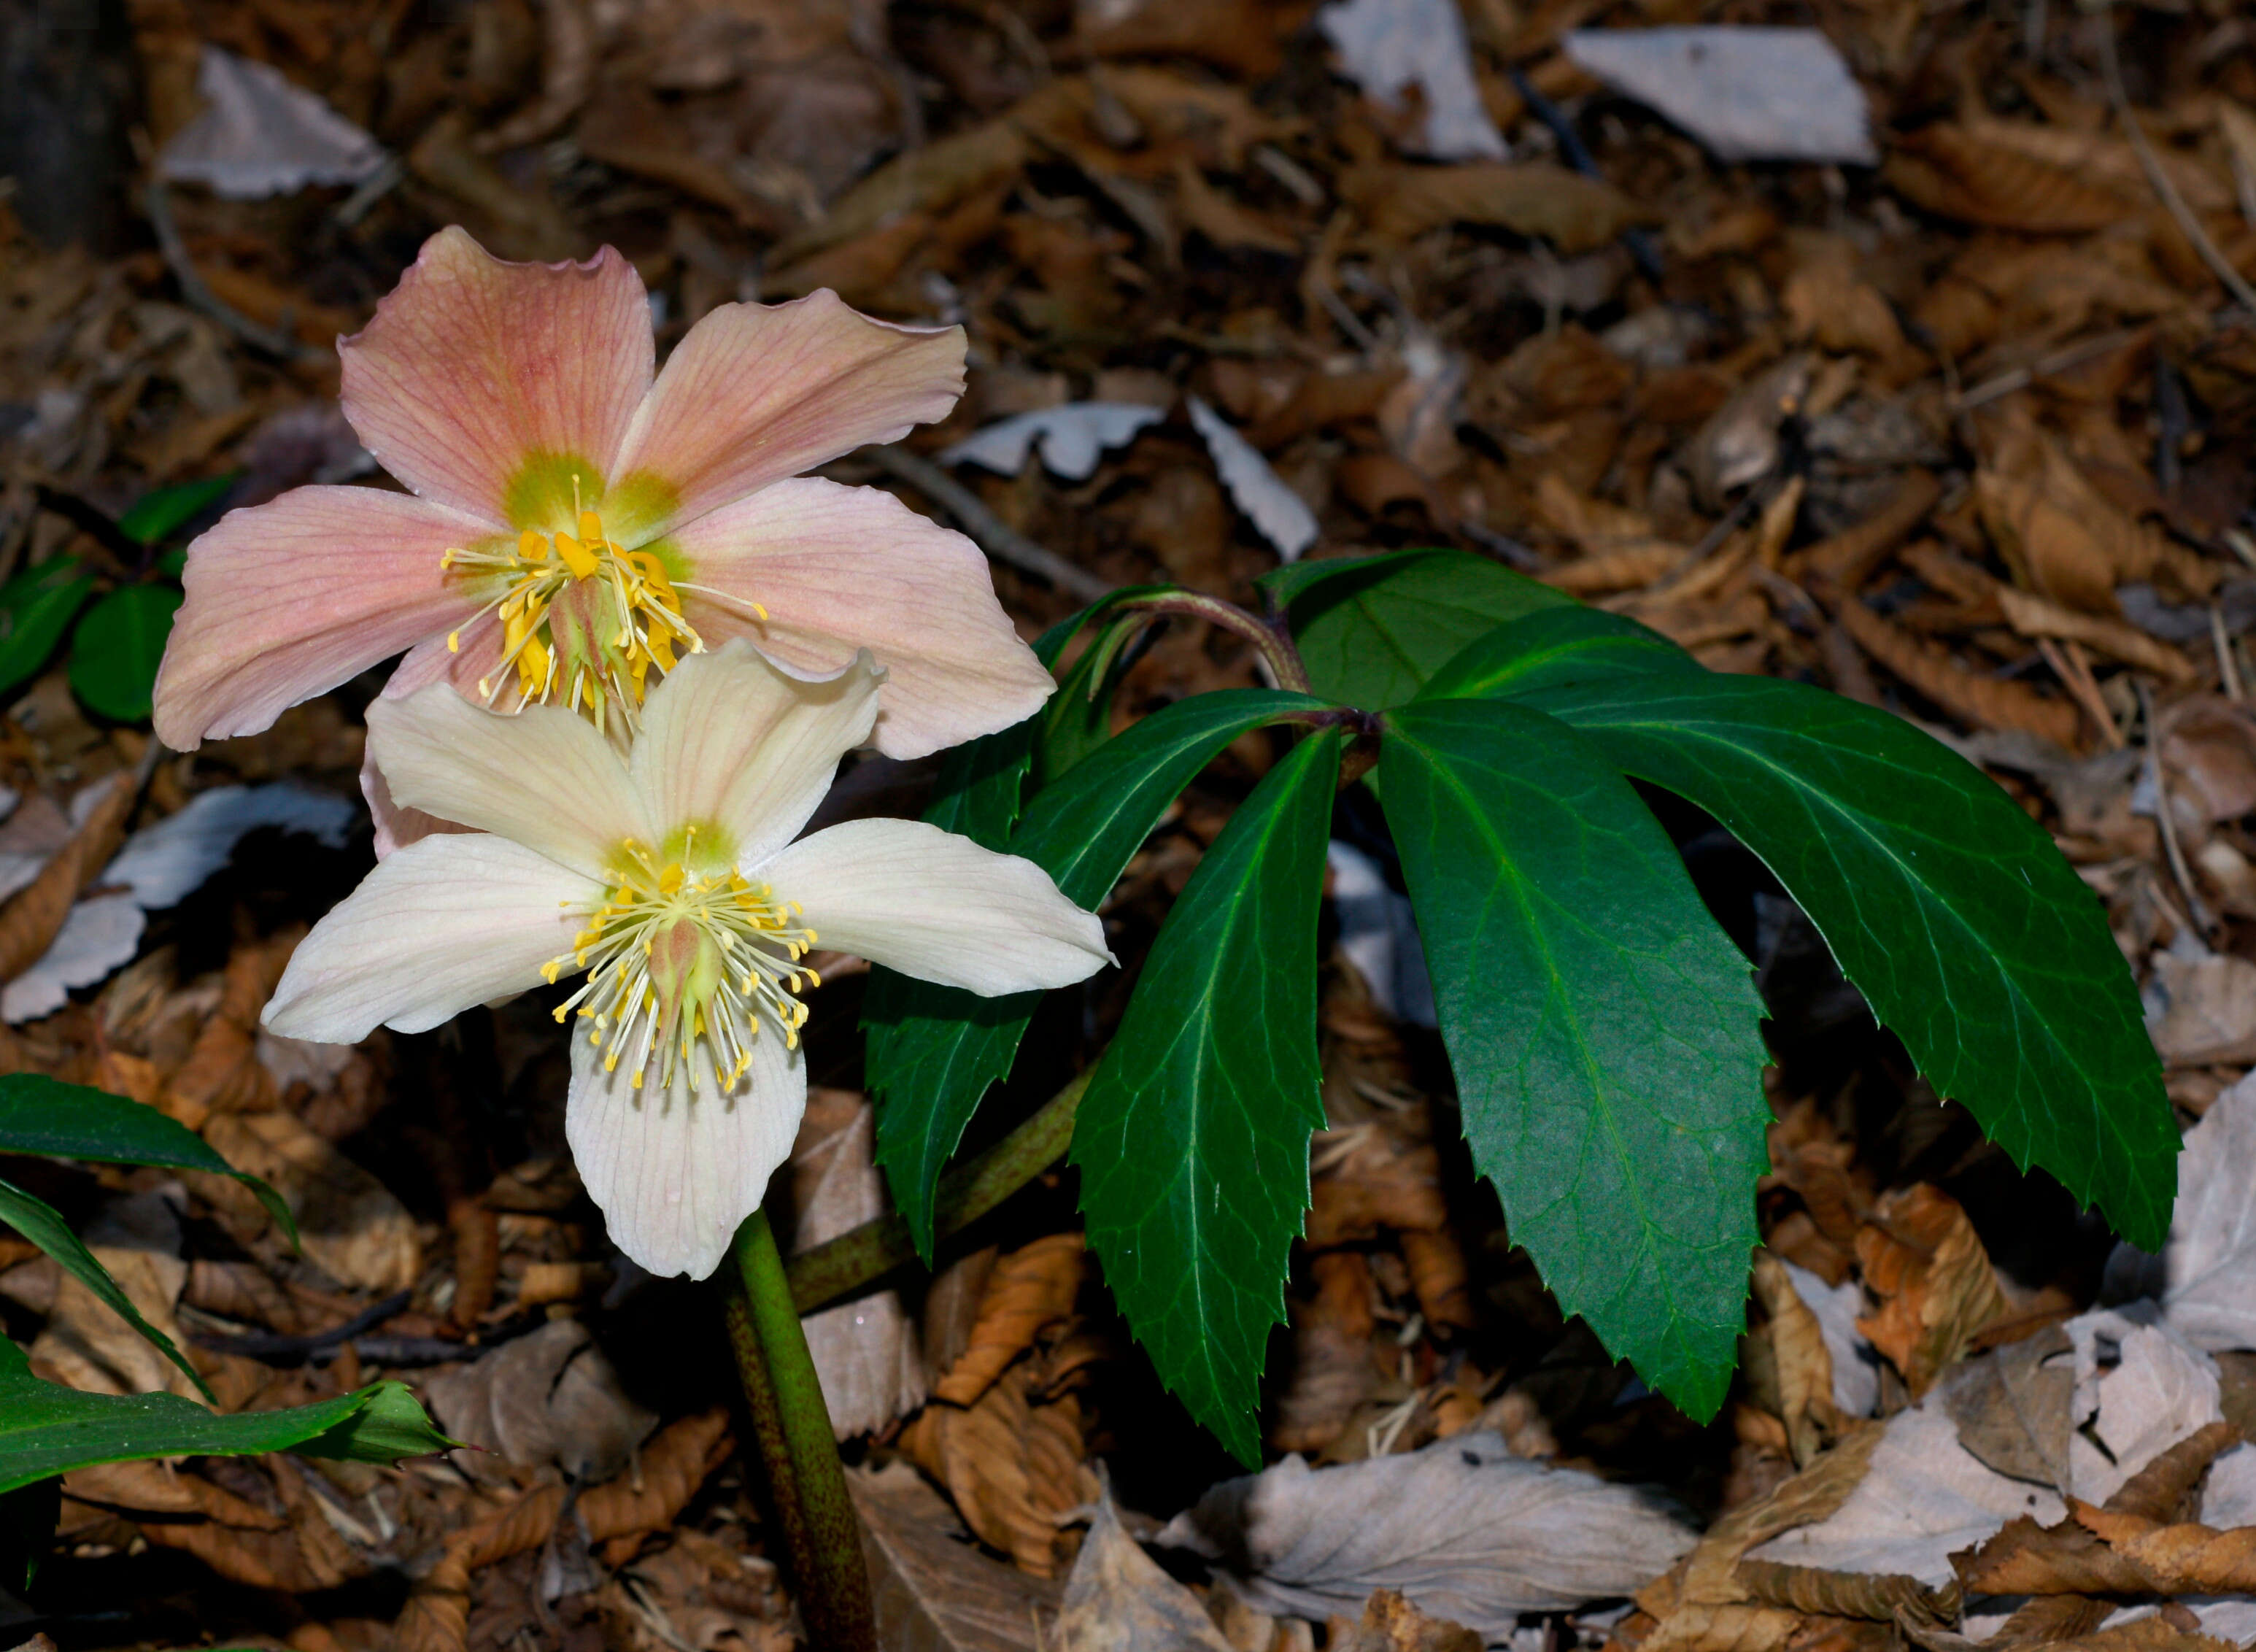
[935,1232,1086,1407]
[1750,1253,1840,1467]
[1272,1249,1382,1455]
[1854,1186,2008,1397]
[1884,125,2131,233]
[1176,158,1300,255]
[28,1191,196,1400]
[1334,1589,1483,1652]
[202,1109,420,1292]
[1995,586,2195,682]
[164,930,298,1129]
[903,1361,1100,1578]
[1343,161,1649,252]
[1728,1559,1951,1624]
[1793,470,1942,591]
[1836,601,2084,748]
[851,1460,1062,1651]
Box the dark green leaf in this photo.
[869,689,1329,1256]
[1419,606,1700,703]
[70,584,183,722]
[0,1335,452,1495]
[0,1176,212,1401]
[1380,699,1770,1419]
[0,557,98,702]
[1516,672,2176,1249]
[1257,549,1570,711]
[1077,727,1341,1464]
[914,588,1173,852]
[0,1074,295,1241]
[115,474,237,548]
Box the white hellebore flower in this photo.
[263,642,1112,1278]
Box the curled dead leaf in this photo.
[935,1232,1086,1407]
[1855,1186,2009,1398]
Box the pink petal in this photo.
[361,751,469,860]
[667,478,1052,760]
[153,485,477,750]
[339,227,652,530]
[608,291,963,539]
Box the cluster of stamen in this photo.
[543,833,819,1093]
[439,480,762,732]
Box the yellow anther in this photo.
[447,630,462,654]
[519,530,548,561]
[553,531,601,580]
[579,510,606,545]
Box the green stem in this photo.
[785,1069,1089,1313]
[727,1208,875,1651]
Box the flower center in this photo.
[543,834,819,1092]
[440,492,758,729]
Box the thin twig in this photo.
[2093,13,2256,317]
[143,179,324,363]
[854,444,1116,604]
[2136,678,2214,934]
[1951,328,2148,411]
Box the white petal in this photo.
[263,835,595,1041]
[366,686,652,881]
[758,819,1113,996]
[565,1020,804,1279]
[630,641,880,866]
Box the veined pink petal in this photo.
[263,834,594,1042]
[360,750,470,860]
[339,227,652,531]
[759,819,1112,995]
[566,1024,803,1278]
[368,687,654,882]
[630,641,880,869]
[154,485,479,750]
[667,478,1052,760]
[608,291,963,538]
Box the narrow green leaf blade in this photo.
[0,1336,452,1495]
[70,584,183,722]
[0,1177,213,1402]
[1076,726,1342,1464]
[0,557,97,702]
[1519,672,2177,1248]
[1379,700,1770,1419]
[0,1074,295,1240]
[1257,549,1570,710]
[869,690,1329,1255]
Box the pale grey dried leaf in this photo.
[422,1319,657,1481]
[851,1461,1062,1651]
[2201,1443,2256,1526]
[1319,0,1505,161]
[1187,397,1318,562]
[1056,1492,1233,1652]
[1,895,144,1024]
[1156,1431,1693,1632]
[789,1095,925,1440]
[1561,28,1876,166]
[940,404,1166,482]
[1942,1325,2072,1494]
[1745,1402,2065,1585]
[2156,1069,2256,1352]
[1784,1258,1878,1419]
[4,783,357,1024]
[2068,1321,2222,1505]
[159,46,387,198]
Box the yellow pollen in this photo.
[543,839,816,1095]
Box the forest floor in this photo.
[5,0,2256,1643]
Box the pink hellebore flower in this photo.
[262,644,1113,1278]
[152,226,1052,761]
